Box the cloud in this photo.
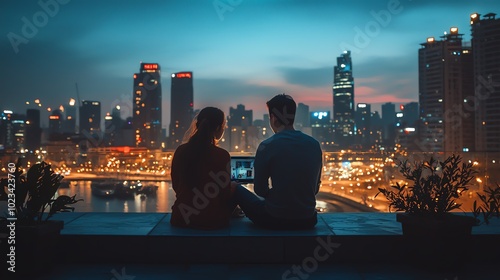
[277,66,332,88]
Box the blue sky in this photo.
[2,0,500,127]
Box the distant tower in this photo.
[419,27,474,153]
[25,109,41,152]
[228,104,253,127]
[471,13,500,152]
[63,98,77,134]
[355,103,371,150]
[79,101,101,136]
[169,71,193,149]
[381,102,396,147]
[133,63,162,149]
[333,51,355,149]
[49,109,63,137]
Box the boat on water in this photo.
[91,181,117,197]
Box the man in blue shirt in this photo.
[233,94,323,229]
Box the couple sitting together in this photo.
[170,94,323,230]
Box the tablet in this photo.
[230,156,255,183]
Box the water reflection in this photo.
[57,181,176,213]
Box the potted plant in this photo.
[1,159,82,277]
[376,154,478,269]
[377,154,478,234]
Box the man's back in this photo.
[254,130,322,219]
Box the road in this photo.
[316,192,376,213]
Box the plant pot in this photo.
[396,213,477,271]
[10,220,64,277]
[396,212,477,237]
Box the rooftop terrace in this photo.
[7,211,499,280]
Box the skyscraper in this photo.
[62,98,77,134]
[418,27,474,153]
[228,104,253,127]
[381,102,396,147]
[333,51,355,149]
[25,109,41,152]
[79,101,101,137]
[355,103,371,150]
[169,71,193,149]
[471,13,500,152]
[133,63,162,149]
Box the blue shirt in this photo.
[254,129,322,219]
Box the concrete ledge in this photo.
[54,212,500,265]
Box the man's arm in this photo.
[253,142,270,197]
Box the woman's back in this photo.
[170,143,233,229]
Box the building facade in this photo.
[333,51,355,149]
[418,27,474,153]
[169,71,193,149]
[471,13,500,152]
[133,63,162,149]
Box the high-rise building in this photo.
[401,102,419,127]
[49,109,63,137]
[0,110,25,153]
[355,103,371,150]
[381,102,396,147]
[79,100,101,136]
[471,13,500,152]
[295,103,310,132]
[418,27,474,153]
[25,109,41,152]
[228,104,253,127]
[333,51,355,149]
[62,98,77,134]
[133,63,162,149]
[169,71,193,149]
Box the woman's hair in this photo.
[183,107,225,146]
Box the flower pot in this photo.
[396,213,477,271]
[14,220,64,277]
[396,212,477,237]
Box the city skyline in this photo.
[2,1,500,128]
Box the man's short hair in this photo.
[266,94,296,126]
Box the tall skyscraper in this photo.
[355,103,371,150]
[25,109,41,152]
[381,102,396,147]
[419,27,474,153]
[49,109,63,137]
[169,71,193,149]
[471,13,500,152]
[62,98,77,134]
[133,63,162,149]
[79,101,101,136]
[333,51,355,149]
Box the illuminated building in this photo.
[471,13,500,152]
[333,51,355,149]
[0,110,25,153]
[381,102,396,147]
[79,100,101,136]
[311,111,335,151]
[295,103,310,132]
[62,98,77,134]
[418,27,474,153]
[25,109,41,152]
[49,109,63,136]
[169,71,193,149]
[355,103,371,150]
[133,63,162,149]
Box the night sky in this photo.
[2,0,500,128]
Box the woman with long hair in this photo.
[170,107,236,229]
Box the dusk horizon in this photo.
[2,0,500,128]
